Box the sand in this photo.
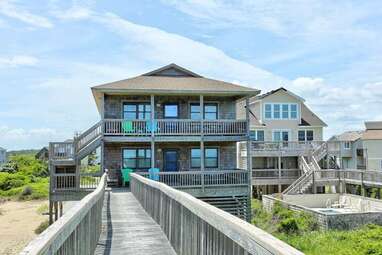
[0,200,48,255]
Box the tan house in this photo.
[237,87,327,195]
[330,121,382,170]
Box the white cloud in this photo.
[0,0,53,28]
[0,55,38,68]
[52,5,92,20]
[93,12,286,90]
[0,126,64,150]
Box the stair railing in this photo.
[75,121,103,153]
[282,156,312,195]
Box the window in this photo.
[190,148,219,168]
[298,130,306,142]
[265,104,272,119]
[123,103,151,120]
[264,103,299,120]
[282,104,289,119]
[344,142,351,150]
[122,148,151,171]
[250,130,264,141]
[164,104,178,118]
[298,130,314,142]
[273,131,289,141]
[190,103,218,120]
[190,104,201,119]
[290,104,297,119]
[273,104,281,119]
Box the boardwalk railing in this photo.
[138,170,248,189]
[103,119,247,136]
[131,173,303,255]
[21,173,106,255]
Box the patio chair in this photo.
[122,121,134,133]
[149,168,160,181]
[121,168,134,186]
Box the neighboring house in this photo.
[49,63,260,220]
[237,87,327,194]
[0,147,6,165]
[330,121,382,170]
[35,147,49,161]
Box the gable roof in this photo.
[91,64,260,112]
[254,87,305,102]
[142,63,203,77]
[330,131,364,142]
[300,104,327,127]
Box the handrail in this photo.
[130,173,303,255]
[75,121,102,152]
[20,173,107,255]
[282,157,312,195]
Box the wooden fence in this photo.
[130,173,303,255]
[20,174,107,255]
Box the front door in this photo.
[164,150,178,172]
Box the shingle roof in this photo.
[300,104,327,127]
[362,130,382,140]
[331,131,364,141]
[254,87,305,102]
[92,63,260,96]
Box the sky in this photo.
[0,0,382,150]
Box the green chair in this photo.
[122,121,134,133]
[121,168,133,186]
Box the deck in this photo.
[94,188,176,255]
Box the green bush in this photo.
[0,172,28,190]
[278,218,299,234]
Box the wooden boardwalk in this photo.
[94,188,176,255]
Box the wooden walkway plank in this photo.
[94,188,176,255]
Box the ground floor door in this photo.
[163,149,178,172]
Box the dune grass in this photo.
[251,199,382,255]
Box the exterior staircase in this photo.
[282,142,327,195]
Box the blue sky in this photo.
[0,0,382,150]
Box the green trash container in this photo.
[121,168,133,186]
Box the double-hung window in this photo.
[264,103,298,120]
[190,148,218,168]
[122,148,151,171]
[190,103,218,120]
[298,130,314,142]
[123,103,151,120]
[250,130,265,141]
[344,142,351,150]
[164,104,179,119]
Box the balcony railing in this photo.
[138,170,248,189]
[52,173,102,191]
[103,119,247,136]
[252,169,301,179]
[252,141,325,152]
[49,142,75,161]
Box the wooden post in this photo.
[245,97,252,222]
[200,95,205,191]
[49,200,53,224]
[59,202,63,217]
[54,202,58,221]
[361,171,365,196]
[278,154,282,193]
[151,95,155,169]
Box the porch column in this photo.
[151,95,155,168]
[245,97,252,222]
[200,95,205,191]
[278,154,282,193]
[200,95,204,171]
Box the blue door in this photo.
[164,150,178,172]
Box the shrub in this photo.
[21,186,33,196]
[0,172,28,190]
[278,218,299,234]
[35,220,50,234]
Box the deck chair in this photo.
[145,120,158,133]
[121,168,134,186]
[122,121,134,133]
[149,168,160,181]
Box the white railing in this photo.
[21,174,107,255]
[131,174,303,255]
[252,169,300,179]
[252,141,324,152]
[49,142,74,160]
[103,119,247,136]
[138,170,248,189]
